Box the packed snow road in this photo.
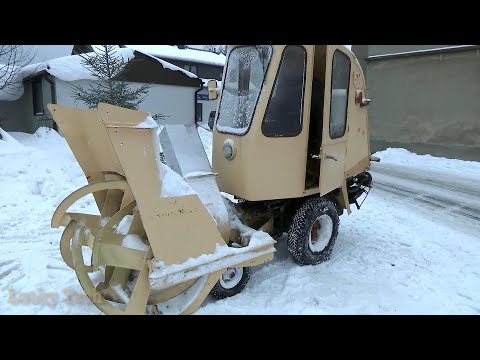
[371,162,480,238]
[0,128,479,315]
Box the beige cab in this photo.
[210,45,373,266]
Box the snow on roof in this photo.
[125,45,226,67]
[20,47,136,82]
[133,50,197,79]
[0,48,136,101]
[0,47,199,101]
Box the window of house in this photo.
[198,65,223,80]
[196,103,203,123]
[261,45,306,137]
[180,63,198,75]
[329,50,351,139]
[32,78,44,116]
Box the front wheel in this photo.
[287,197,339,266]
[210,267,252,300]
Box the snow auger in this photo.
[48,44,374,315]
[48,102,276,315]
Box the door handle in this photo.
[325,154,338,161]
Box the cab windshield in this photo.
[216,45,273,135]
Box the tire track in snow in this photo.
[370,163,480,236]
[0,260,25,291]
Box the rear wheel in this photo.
[210,267,252,300]
[287,197,339,266]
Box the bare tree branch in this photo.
[218,45,227,55]
[0,45,37,95]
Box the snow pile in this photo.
[0,127,101,314]
[136,116,159,129]
[150,128,195,198]
[122,235,149,251]
[0,127,94,202]
[153,275,209,315]
[0,127,25,153]
[0,127,19,143]
[374,147,480,177]
[114,215,134,235]
[225,201,272,245]
[150,232,273,281]
[155,58,197,79]
[112,284,130,304]
[159,162,196,197]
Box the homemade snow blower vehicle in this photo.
[48,45,373,315]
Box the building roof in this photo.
[1,47,202,101]
[125,45,226,67]
[115,50,202,88]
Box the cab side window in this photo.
[329,50,351,139]
[262,46,306,137]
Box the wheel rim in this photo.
[308,214,333,253]
[219,267,243,289]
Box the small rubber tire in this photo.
[210,267,252,300]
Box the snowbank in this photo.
[0,126,23,152]
[374,147,480,177]
[159,162,196,197]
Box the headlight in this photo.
[222,139,236,160]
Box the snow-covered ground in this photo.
[0,127,479,315]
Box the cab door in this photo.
[319,45,352,196]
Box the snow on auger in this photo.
[49,45,374,315]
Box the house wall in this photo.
[0,93,30,132]
[353,45,480,161]
[368,49,480,160]
[55,79,197,125]
[11,76,56,133]
[0,74,56,133]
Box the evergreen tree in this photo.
[70,45,153,112]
